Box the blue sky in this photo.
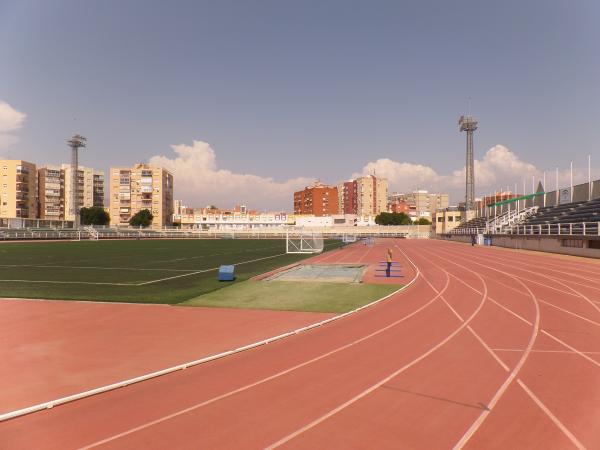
[1,0,599,209]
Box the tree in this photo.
[80,206,110,226]
[129,209,153,228]
[375,212,412,225]
[416,217,431,225]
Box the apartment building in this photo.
[405,190,449,221]
[294,182,338,216]
[38,166,64,219]
[355,175,388,216]
[0,160,37,219]
[110,163,174,228]
[337,175,388,217]
[37,165,104,220]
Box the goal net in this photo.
[342,233,357,243]
[286,231,324,254]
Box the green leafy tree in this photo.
[416,217,431,225]
[375,212,412,225]
[129,209,154,228]
[80,206,110,226]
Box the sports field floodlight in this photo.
[68,134,87,228]
[459,115,478,211]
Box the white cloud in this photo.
[356,145,585,202]
[0,101,26,150]
[149,140,313,211]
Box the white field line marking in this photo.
[264,245,489,449]
[541,330,600,368]
[418,247,541,450]
[133,253,289,285]
[0,240,420,423]
[493,348,600,355]
[517,379,586,450]
[146,245,283,264]
[0,264,193,272]
[80,262,442,448]
[0,279,135,286]
[451,249,600,316]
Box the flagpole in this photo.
[556,168,559,205]
[589,154,592,201]
[543,171,546,207]
[570,161,573,203]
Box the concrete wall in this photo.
[440,234,600,259]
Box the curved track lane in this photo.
[1,239,599,449]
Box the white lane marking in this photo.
[80,269,445,448]
[264,244,489,449]
[517,380,586,450]
[467,326,510,372]
[538,299,600,327]
[450,249,600,316]
[493,348,600,355]
[417,247,541,450]
[414,255,511,373]
[541,330,600,368]
[434,242,589,449]
[440,253,600,369]
[2,241,420,425]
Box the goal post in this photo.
[286,230,324,254]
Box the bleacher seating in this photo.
[451,217,486,234]
[516,198,600,235]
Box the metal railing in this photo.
[447,221,599,237]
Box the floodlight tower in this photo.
[67,134,87,228]
[459,115,478,210]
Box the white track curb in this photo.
[0,247,420,422]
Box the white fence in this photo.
[448,222,599,237]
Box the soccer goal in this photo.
[286,231,324,254]
[342,233,357,243]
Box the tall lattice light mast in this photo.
[459,115,477,210]
[68,134,86,228]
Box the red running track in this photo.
[1,239,599,449]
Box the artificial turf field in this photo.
[0,239,357,305]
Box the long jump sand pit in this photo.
[265,264,367,283]
[0,298,334,415]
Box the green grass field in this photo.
[0,239,343,304]
[183,280,398,313]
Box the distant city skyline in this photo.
[1,0,599,210]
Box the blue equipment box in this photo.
[218,265,235,281]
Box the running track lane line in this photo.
[416,246,541,450]
[0,241,419,423]
[263,245,489,449]
[440,255,600,371]
[517,380,586,450]
[448,247,600,317]
[79,261,446,448]
[422,245,588,449]
[426,245,590,448]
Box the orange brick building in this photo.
[294,183,339,216]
